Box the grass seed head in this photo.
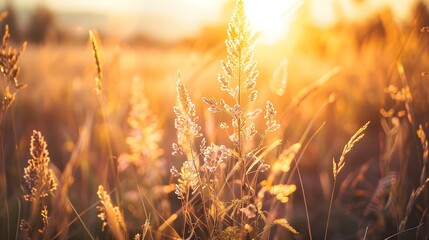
[23,130,57,202]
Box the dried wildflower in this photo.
[333,121,369,180]
[240,203,257,218]
[264,101,280,132]
[1,24,27,112]
[97,185,127,240]
[23,131,57,202]
[270,60,288,96]
[203,144,231,173]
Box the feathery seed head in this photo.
[23,130,57,202]
[264,101,280,132]
[97,185,127,240]
[1,24,27,112]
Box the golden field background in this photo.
[0,0,429,239]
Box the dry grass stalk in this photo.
[23,130,57,202]
[325,121,370,240]
[333,121,370,180]
[0,24,27,112]
[118,78,163,174]
[97,185,127,240]
[417,125,428,185]
[89,30,102,94]
[398,126,429,231]
[21,130,57,239]
[399,178,429,231]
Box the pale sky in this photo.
[3,0,228,41]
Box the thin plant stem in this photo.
[51,186,120,240]
[11,107,21,180]
[97,95,122,210]
[15,197,20,240]
[294,159,313,240]
[65,196,94,240]
[0,112,10,240]
[384,223,424,240]
[363,226,368,240]
[324,179,337,240]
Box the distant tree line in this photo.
[1,3,62,44]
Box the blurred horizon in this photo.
[0,0,229,43]
[0,0,425,45]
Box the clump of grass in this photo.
[118,77,172,234]
[399,124,429,231]
[88,30,122,213]
[0,18,27,238]
[169,0,297,238]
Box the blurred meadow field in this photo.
[0,0,429,239]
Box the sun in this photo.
[245,0,301,44]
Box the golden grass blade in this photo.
[89,30,102,94]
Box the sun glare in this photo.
[245,0,301,44]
